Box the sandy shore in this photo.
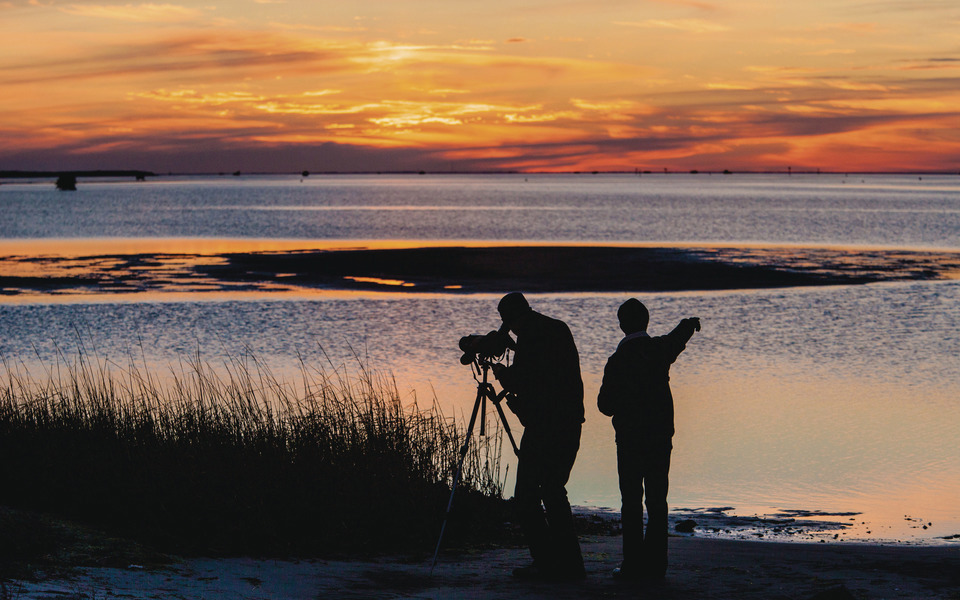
[8,533,958,600]
[2,244,960,297]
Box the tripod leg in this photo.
[489,391,520,457]
[430,385,484,573]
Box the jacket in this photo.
[597,319,698,441]
[496,311,585,429]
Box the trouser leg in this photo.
[617,438,672,576]
[514,436,550,565]
[617,441,643,571]
[641,443,672,578]
[540,424,583,572]
[515,425,583,572]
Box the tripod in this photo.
[430,359,520,572]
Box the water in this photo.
[2,173,960,246]
[2,173,960,544]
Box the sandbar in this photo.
[2,244,960,298]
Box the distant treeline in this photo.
[0,170,156,179]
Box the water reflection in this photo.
[3,174,960,246]
[1,281,958,543]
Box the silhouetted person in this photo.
[598,298,700,581]
[491,292,585,581]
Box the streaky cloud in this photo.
[60,3,204,22]
[614,19,729,33]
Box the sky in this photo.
[2,0,959,173]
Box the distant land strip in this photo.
[0,170,156,179]
[2,245,959,298]
[4,170,960,177]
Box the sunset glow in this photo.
[2,0,959,173]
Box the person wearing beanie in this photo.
[598,298,700,581]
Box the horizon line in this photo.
[4,169,960,179]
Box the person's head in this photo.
[498,292,532,333]
[617,298,649,334]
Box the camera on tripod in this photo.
[458,328,514,365]
[434,326,521,571]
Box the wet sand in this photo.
[9,534,959,599]
[2,244,960,297]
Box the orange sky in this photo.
[2,0,959,173]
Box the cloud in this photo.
[894,58,960,71]
[570,98,654,116]
[547,0,720,12]
[4,92,958,173]
[269,22,368,33]
[424,88,469,96]
[704,83,756,90]
[253,101,382,115]
[0,33,354,85]
[821,79,892,91]
[60,3,204,22]
[814,22,880,34]
[0,0,51,6]
[614,19,729,33]
[4,0,960,174]
[851,0,959,13]
[648,0,720,9]
[0,136,460,173]
[133,89,268,105]
[804,49,857,56]
[429,106,948,171]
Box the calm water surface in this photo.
[2,174,959,544]
[2,173,960,246]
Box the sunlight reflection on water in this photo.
[3,173,959,543]
[3,173,960,246]
[1,281,958,543]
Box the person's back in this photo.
[506,310,584,429]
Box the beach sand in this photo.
[8,534,958,599]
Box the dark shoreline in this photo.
[6,524,959,599]
[2,245,960,297]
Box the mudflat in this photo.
[3,244,959,297]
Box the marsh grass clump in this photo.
[0,347,509,556]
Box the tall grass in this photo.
[0,345,509,555]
